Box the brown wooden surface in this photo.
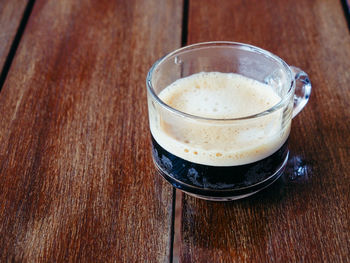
[0,0,182,261]
[0,0,28,73]
[179,0,350,262]
[1,0,350,262]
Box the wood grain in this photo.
[179,0,350,262]
[0,0,182,261]
[0,0,28,74]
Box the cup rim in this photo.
[146,41,294,121]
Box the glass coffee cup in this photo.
[146,42,311,201]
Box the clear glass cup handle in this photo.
[290,66,312,118]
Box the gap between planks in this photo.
[0,0,36,92]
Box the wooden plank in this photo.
[180,0,350,262]
[0,0,183,261]
[0,0,28,76]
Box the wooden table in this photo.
[0,0,349,262]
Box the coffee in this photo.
[149,72,291,196]
[151,135,288,197]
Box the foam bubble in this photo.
[150,72,290,166]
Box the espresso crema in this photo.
[149,72,291,166]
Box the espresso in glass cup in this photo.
[146,42,311,201]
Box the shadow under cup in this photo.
[146,42,311,201]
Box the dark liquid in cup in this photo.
[151,135,289,196]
